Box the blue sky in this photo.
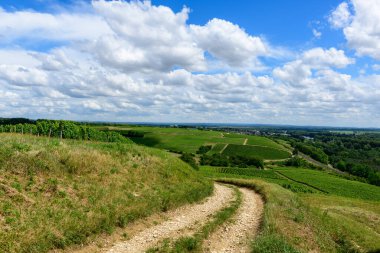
[0,0,379,127]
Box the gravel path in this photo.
[203,187,264,253]
[107,184,234,253]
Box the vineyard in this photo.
[221,144,291,160]
[207,144,226,154]
[276,168,380,201]
[0,120,130,143]
[200,166,318,193]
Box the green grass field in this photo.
[104,126,288,160]
[276,168,380,201]
[0,134,212,253]
[222,144,291,160]
[246,135,287,150]
[199,166,318,193]
[302,194,380,251]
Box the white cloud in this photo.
[329,2,352,29]
[302,47,354,69]
[273,47,354,87]
[330,0,380,60]
[92,0,206,72]
[190,18,268,67]
[0,1,378,127]
[312,29,322,39]
[0,7,112,43]
[0,65,49,86]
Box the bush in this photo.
[180,153,199,170]
[196,145,212,154]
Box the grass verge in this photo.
[215,178,368,253]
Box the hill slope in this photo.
[0,134,212,253]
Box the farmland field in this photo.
[199,166,318,193]
[207,143,226,154]
[222,144,291,160]
[246,135,287,150]
[276,168,380,201]
[104,126,288,158]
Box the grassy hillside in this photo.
[217,178,380,253]
[222,144,291,160]
[0,134,212,253]
[103,126,285,156]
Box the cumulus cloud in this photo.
[92,0,207,72]
[190,18,268,67]
[330,0,380,60]
[0,1,379,126]
[0,65,49,86]
[273,47,354,87]
[329,2,352,29]
[0,7,112,43]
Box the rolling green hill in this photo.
[102,126,289,161]
[221,144,291,160]
[0,134,212,253]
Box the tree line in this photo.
[283,131,380,187]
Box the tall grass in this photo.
[0,134,213,253]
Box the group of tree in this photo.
[283,130,380,187]
[179,153,199,170]
[291,142,329,164]
[0,120,130,143]
[196,145,212,154]
[200,153,264,169]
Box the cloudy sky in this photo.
[0,0,379,127]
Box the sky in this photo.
[0,0,379,127]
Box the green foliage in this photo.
[251,234,300,253]
[284,157,317,169]
[196,145,212,154]
[200,153,264,169]
[286,131,380,186]
[180,153,199,170]
[292,142,329,164]
[0,120,131,143]
[222,144,291,160]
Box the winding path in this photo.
[107,184,234,253]
[204,187,264,253]
[72,184,263,253]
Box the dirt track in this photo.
[72,183,263,253]
[203,187,263,252]
[107,184,234,253]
